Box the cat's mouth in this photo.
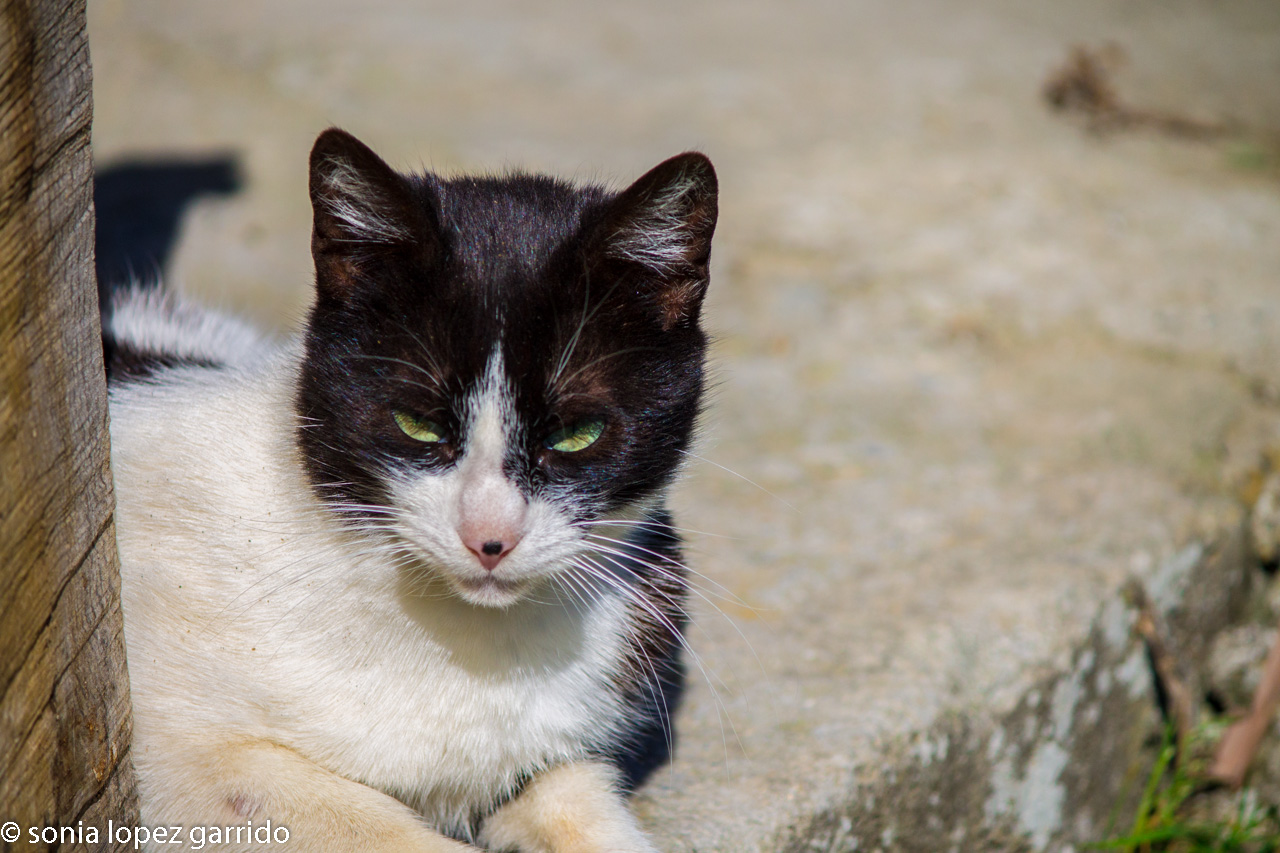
[451,573,531,608]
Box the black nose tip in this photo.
[480,541,504,556]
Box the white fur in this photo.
[108,287,271,367]
[319,157,410,243]
[481,762,657,853]
[608,171,703,274]
[111,340,658,851]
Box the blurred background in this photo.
[89,1,1280,849]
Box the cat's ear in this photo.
[595,152,718,330]
[309,128,429,300]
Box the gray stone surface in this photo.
[89,1,1280,849]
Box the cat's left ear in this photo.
[594,152,718,330]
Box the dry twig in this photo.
[1208,626,1280,788]
[1126,580,1197,747]
[1043,43,1234,140]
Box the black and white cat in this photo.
[104,128,717,852]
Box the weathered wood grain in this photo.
[0,0,137,846]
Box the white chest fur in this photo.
[110,352,634,835]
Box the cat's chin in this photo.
[449,573,533,609]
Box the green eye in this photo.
[545,417,605,453]
[393,409,445,443]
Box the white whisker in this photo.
[677,448,798,512]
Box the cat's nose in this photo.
[462,534,520,571]
[456,471,527,571]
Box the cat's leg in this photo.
[478,762,657,853]
[141,738,477,853]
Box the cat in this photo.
[102,128,717,853]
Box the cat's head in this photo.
[296,128,717,608]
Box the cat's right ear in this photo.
[309,128,431,301]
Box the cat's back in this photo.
[108,333,296,535]
[105,285,291,519]
[105,318,367,749]
[104,294,310,644]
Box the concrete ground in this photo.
[89,1,1280,850]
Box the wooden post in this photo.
[0,0,138,848]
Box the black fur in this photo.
[296,131,715,519]
[296,129,717,789]
[103,337,218,384]
[596,509,690,791]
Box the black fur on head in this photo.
[295,128,718,520]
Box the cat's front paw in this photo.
[478,763,659,853]
[480,826,656,853]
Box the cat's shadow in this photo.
[94,154,242,305]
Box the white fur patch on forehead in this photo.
[464,349,517,467]
[318,157,411,244]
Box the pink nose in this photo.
[463,535,519,571]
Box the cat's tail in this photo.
[101,282,269,384]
